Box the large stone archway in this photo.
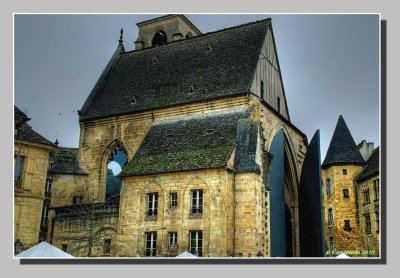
[268,128,300,257]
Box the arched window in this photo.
[152,30,168,46]
[106,145,128,202]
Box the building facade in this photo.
[15,15,382,258]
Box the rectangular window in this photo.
[103,239,111,255]
[190,231,203,257]
[344,220,352,231]
[62,244,68,252]
[373,179,379,200]
[260,80,264,100]
[145,232,157,257]
[147,193,158,216]
[363,187,370,204]
[14,155,25,189]
[343,189,349,199]
[342,169,347,175]
[328,208,334,227]
[48,162,54,171]
[170,193,178,207]
[191,190,203,214]
[375,211,379,233]
[326,178,332,197]
[72,196,83,205]
[365,214,371,233]
[329,237,334,251]
[41,201,50,226]
[45,178,53,198]
[277,96,281,113]
[169,232,178,249]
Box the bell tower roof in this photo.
[134,14,202,50]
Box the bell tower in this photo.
[134,14,202,50]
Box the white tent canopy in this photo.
[16,241,74,258]
[336,253,350,258]
[176,251,198,258]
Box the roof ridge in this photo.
[123,18,271,55]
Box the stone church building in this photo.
[14,14,379,258]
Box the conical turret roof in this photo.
[322,115,365,169]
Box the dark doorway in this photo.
[285,204,293,257]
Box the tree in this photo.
[49,176,121,257]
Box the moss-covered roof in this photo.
[49,147,88,175]
[121,108,252,176]
[80,19,270,121]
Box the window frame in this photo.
[170,192,178,208]
[260,80,264,100]
[147,192,158,217]
[191,190,204,214]
[14,155,25,189]
[342,169,348,175]
[373,179,379,201]
[103,239,111,256]
[365,213,371,234]
[189,231,203,257]
[326,178,332,197]
[328,208,334,227]
[145,232,157,257]
[329,237,335,251]
[343,188,349,199]
[344,220,352,231]
[168,232,178,249]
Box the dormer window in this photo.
[206,43,213,53]
[188,85,195,95]
[130,96,137,105]
[152,56,159,64]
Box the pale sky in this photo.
[14,14,380,160]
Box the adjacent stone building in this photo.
[321,115,380,257]
[14,106,57,252]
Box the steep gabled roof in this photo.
[356,146,379,182]
[15,122,56,148]
[49,147,88,175]
[121,108,252,176]
[14,105,28,119]
[80,19,271,121]
[322,115,365,169]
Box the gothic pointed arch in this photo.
[99,139,129,202]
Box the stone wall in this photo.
[322,165,363,256]
[118,169,235,257]
[357,176,380,257]
[14,142,53,250]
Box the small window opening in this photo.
[188,86,195,95]
[130,96,137,105]
[206,43,213,53]
[152,56,159,64]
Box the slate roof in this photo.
[356,147,379,182]
[15,123,56,147]
[49,147,87,175]
[80,19,271,121]
[322,115,365,169]
[14,105,28,119]
[234,119,261,173]
[121,108,253,176]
